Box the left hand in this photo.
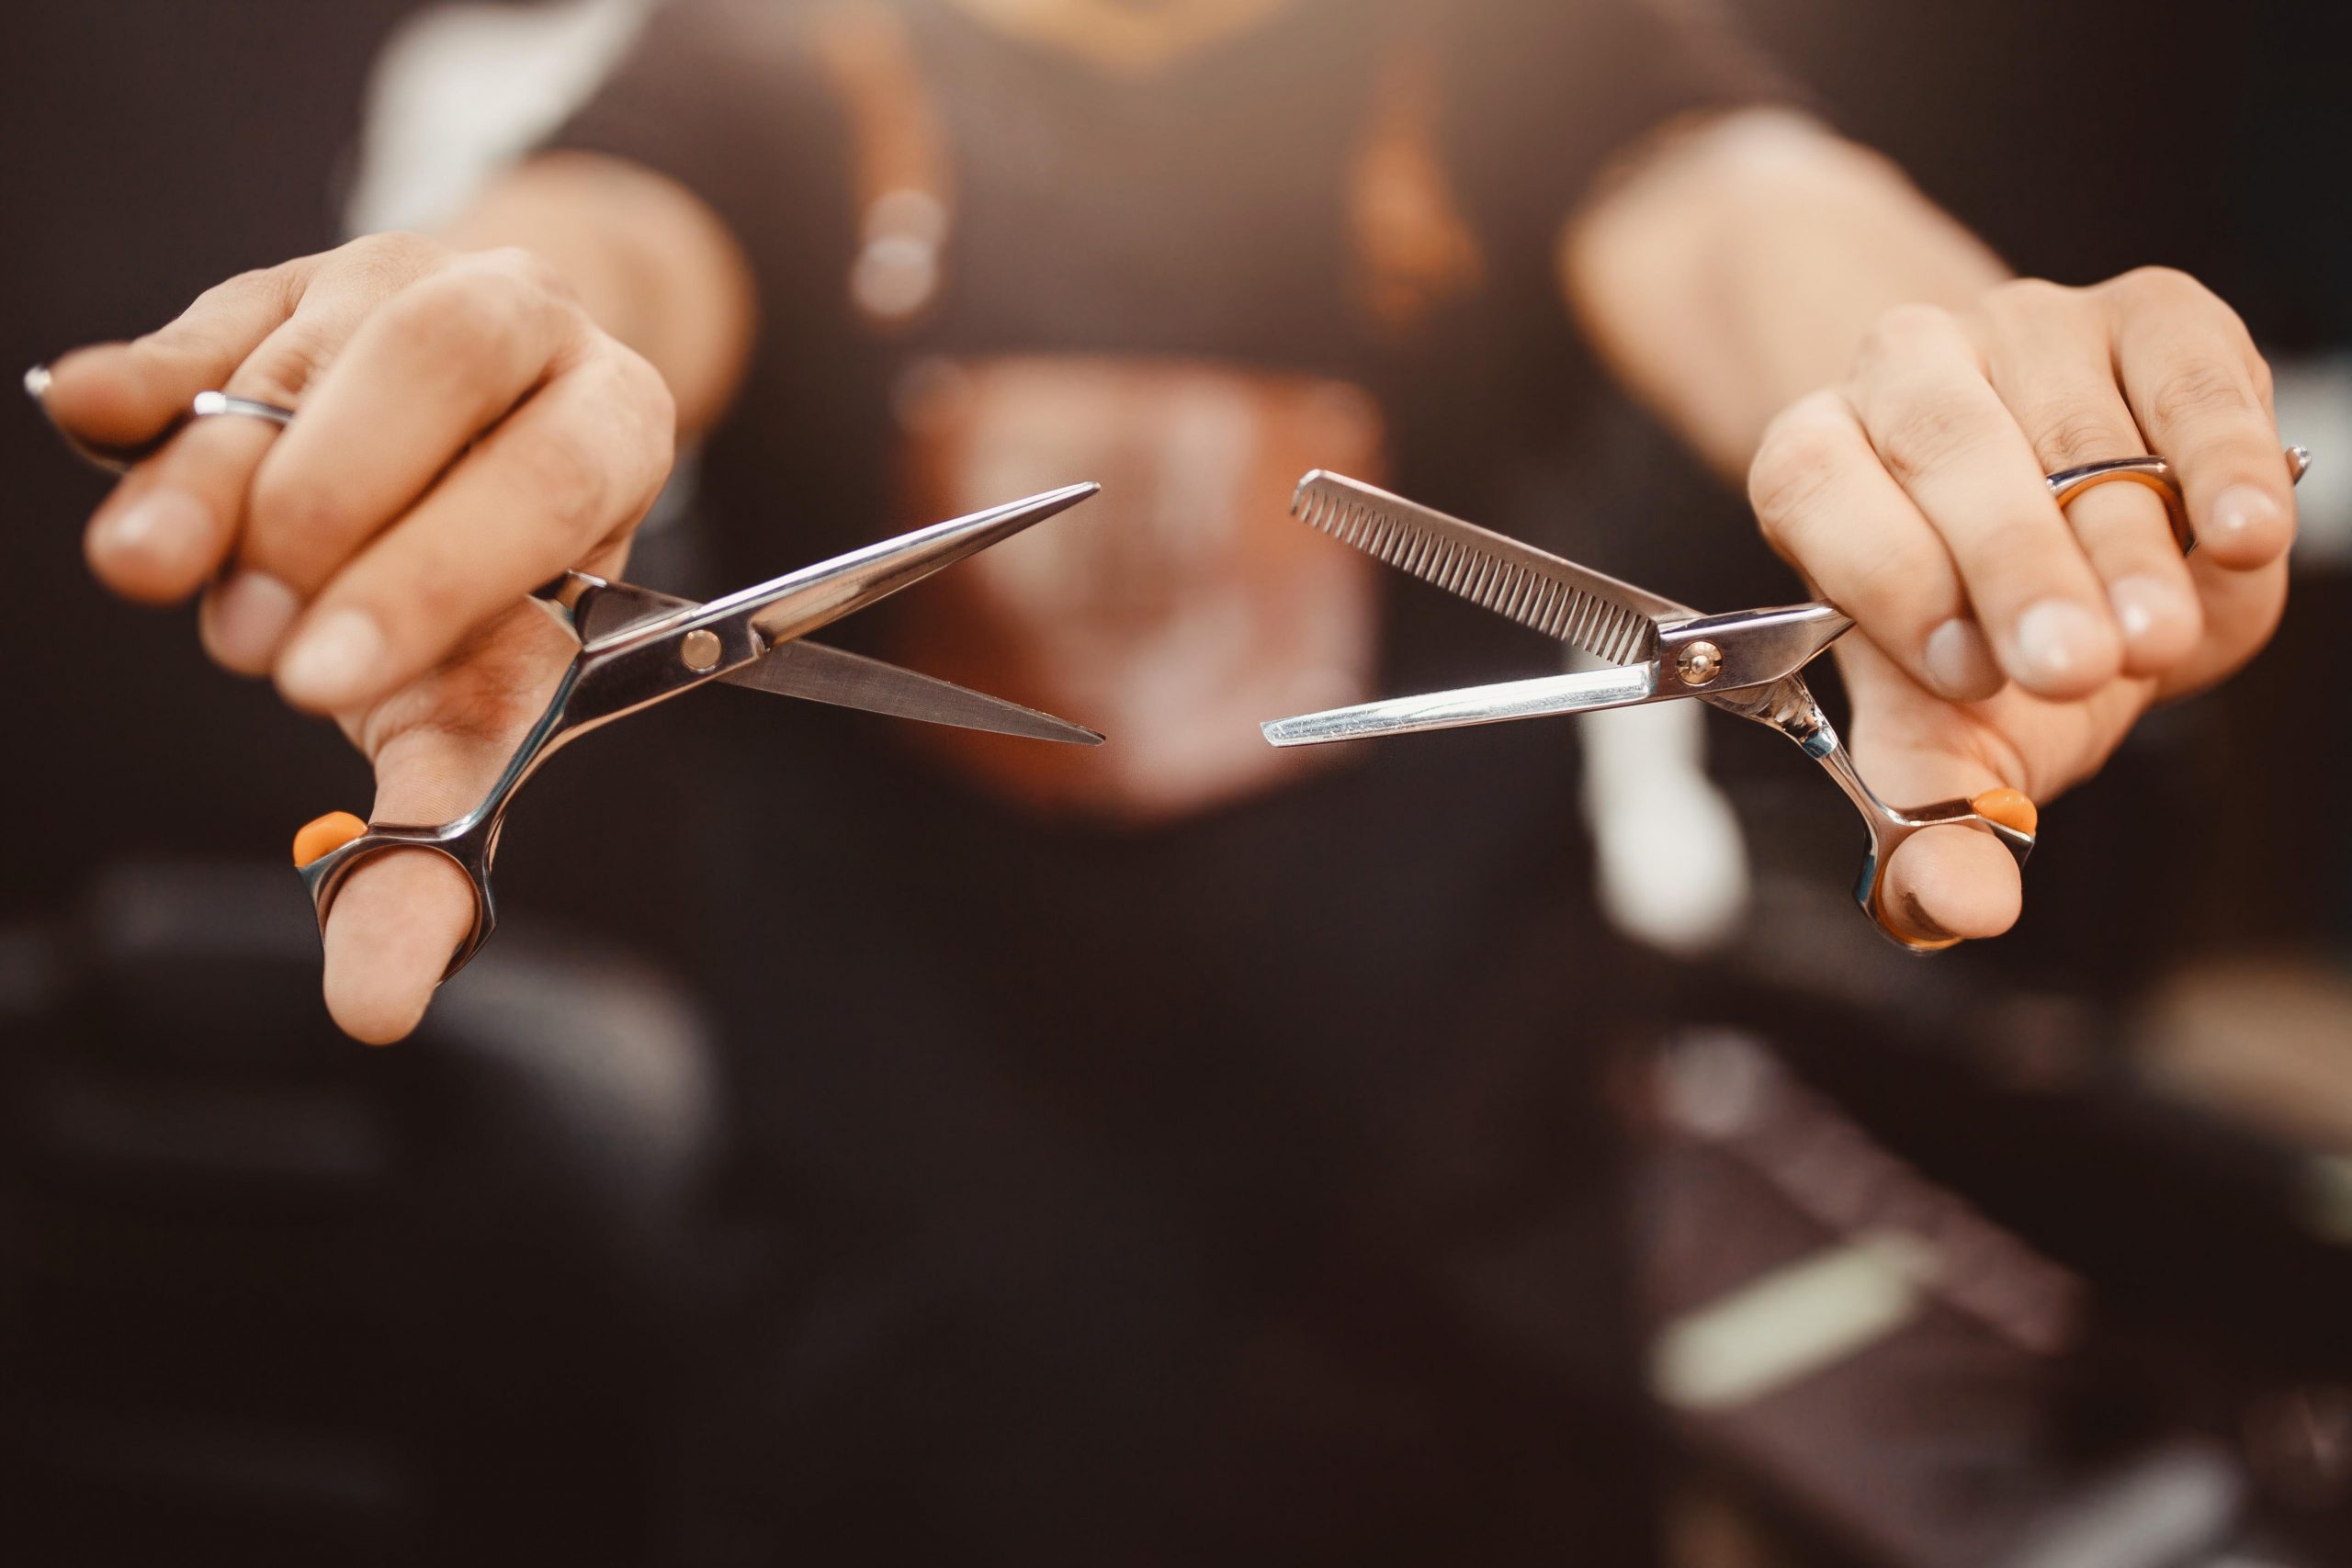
[1747,267,2296,943]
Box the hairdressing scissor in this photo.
[1261,455,2308,951]
[30,376,1103,976]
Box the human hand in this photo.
[39,231,676,1040]
[1747,268,2298,943]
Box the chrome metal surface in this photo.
[547,570,1101,742]
[728,638,1103,744]
[1656,604,1852,695]
[1265,602,1851,746]
[736,483,1100,649]
[1676,641,1723,686]
[190,390,298,428]
[296,484,1101,976]
[1264,663,1661,745]
[1268,452,2310,950]
[2045,445,2312,550]
[1291,470,1671,664]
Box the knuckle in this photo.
[236,321,337,406]
[2025,400,2130,468]
[401,268,540,370]
[2150,360,2258,432]
[2110,264,2211,307]
[1747,414,1845,538]
[613,349,678,482]
[1977,276,2078,330]
[478,244,576,305]
[513,423,611,541]
[345,230,449,283]
[189,265,282,317]
[1873,396,1995,483]
[1859,302,1966,367]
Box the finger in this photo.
[2106,268,2294,570]
[1751,388,2003,701]
[1850,306,2120,699]
[2157,552,2290,701]
[275,351,672,713]
[1882,814,2023,944]
[83,413,279,606]
[40,261,310,448]
[244,251,582,600]
[1841,646,2026,942]
[84,257,400,613]
[1976,281,2201,674]
[321,848,476,1045]
[68,268,313,604]
[316,580,603,1043]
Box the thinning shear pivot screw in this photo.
[1676,640,1724,686]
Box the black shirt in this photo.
[547,3,1781,1559]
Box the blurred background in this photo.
[4,2,2348,1563]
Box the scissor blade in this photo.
[696,483,1100,650]
[559,575,697,647]
[1291,471,1688,665]
[722,639,1102,745]
[1262,662,1662,747]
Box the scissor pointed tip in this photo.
[1260,717,1313,748]
[948,479,1102,540]
[1014,479,1101,513]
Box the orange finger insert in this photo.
[292,810,368,867]
[1968,788,2037,836]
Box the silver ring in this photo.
[191,389,296,429]
[2045,455,2190,549]
[2045,446,2312,553]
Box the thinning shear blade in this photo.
[1261,456,2312,952]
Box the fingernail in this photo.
[278,608,387,707]
[24,364,51,402]
[201,570,302,671]
[1923,617,2002,700]
[2011,599,2110,685]
[91,488,208,572]
[2109,573,2194,647]
[2208,483,2281,544]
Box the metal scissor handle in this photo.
[36,378,1102,982]
[289,619,627,979]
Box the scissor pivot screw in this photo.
[680,629,723,671]
[1676,640,1724,686]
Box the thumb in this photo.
[1839,641,2029,945]
[314,603,577,1043]
[1860,739,2025,945]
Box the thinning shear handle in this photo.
[1835,443,2311,953]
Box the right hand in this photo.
[40,231,678,1042]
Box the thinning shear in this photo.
[32,379,1102,976]
[1262,456,2309,952]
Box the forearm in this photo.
[1561,108,2008,479]
[439,151,756,436]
